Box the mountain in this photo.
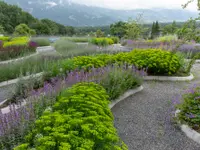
[4,0,199,26]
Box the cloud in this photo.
[69,0,198,11]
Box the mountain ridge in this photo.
[4,0,199,26]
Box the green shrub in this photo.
[110,37,119,44]
[0,36,10,42]
[156,35,178,43]
[15,82,128,150]
[100,66,142,100]
[176,87,200,131]
[127,49,181,75]
[90,38,114,46]
[68,37,89,43]
[31,38,50,46]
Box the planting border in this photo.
[1,85,144,114]
[0,52,38,65]
[0,72,44,88]
[109,86,143,109]
[175,110,200,144]
[143,73,194,81]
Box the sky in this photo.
[70,0,198,11]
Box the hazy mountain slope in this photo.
[4,0,199,26]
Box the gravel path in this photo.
[112,63,200,150]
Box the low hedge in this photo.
[90,38,114,46]
[176,86,200,131]
[61,49,181,76]
[31,38,50,46]
[15,82,128,150]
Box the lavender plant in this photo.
[0,64,145,149]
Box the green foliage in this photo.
[151,21,160,39]
[54,38,97,57]
[110,21,127,38]
[15,82,128,150]
[176,87,200,130]
[162,21,178,35]
[156,35,178,43]
[67,37,89,43]
[31,38,50,46]
[127,49,181,75]
[110,37,119,44]
[176,19,200,42]
[100,66,142,100]
[0,36,10,42]
[96,29,105,37]
[125,19,142,40]
[14,24,36,36]
[90,38,114,46]
[3,36,29,47]
[0,25,4,34]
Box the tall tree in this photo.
[110,21,127,38]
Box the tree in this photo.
[125,18,142,40]
[162,21,177,35]
[66,26,75,36]
[30,21,51,35]
[155,21,160,37]
[0,25,4,34]
[14,24,35,36]
[176,19,200,42]
[110,21,127,38]
[41,19,59,35]
[96,29,104,37]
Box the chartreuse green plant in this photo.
[90,37,114,46]
[14,82,128,150]
[176,87,200,132]
[126,49,181,75]
[0,36,10,42]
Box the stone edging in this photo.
[143,73,194,81]
[0,72,44,88]
[0,53,38,65]
[36,46,55,53]
[109,86,143,109]
[175,110,200,144]
[185,59,200,63]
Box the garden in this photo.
[1,1,200,149]
[0,33,200,149]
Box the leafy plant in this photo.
[90,38,114,47]
[176,86,200,132]
[100,66,142,100]
[15,82,128,150]
[31,38,50,46]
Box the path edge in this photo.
[143,73,194,81]
[109,85,144,109]
[175,110,200,144]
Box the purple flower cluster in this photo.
[0,63,146,149]
[125,40,182,50]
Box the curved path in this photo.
[112,63,200,150]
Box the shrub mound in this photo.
[0,36,37,61]
[176,86,200,132]
[90,38,114,46]
[127,49,181,75]
[31,38,50,46]
[15,82,128,150]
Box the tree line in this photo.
[0,1,75,36]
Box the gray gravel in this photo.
[112,63,200,150]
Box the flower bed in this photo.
[0,65,143,149]
[175,86,200,133]
[0,36,37,61]
[14,82,128,150]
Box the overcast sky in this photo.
[70,0,198,11]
